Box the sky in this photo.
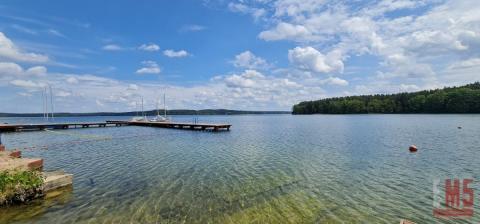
[0,0,479,113]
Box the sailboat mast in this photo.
[164,93,166,118]
[156,98,159,116]
[41,89,45,120]
[44,87,49,121]
[49,85,54,120]
[141,97,145,119]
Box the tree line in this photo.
[0,109,289,117]
[292,82,480,114]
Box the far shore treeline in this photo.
[293,82,480,114]
[0,109,289,117]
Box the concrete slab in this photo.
[43,171,73,192]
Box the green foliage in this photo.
[0,170,44,204]
[292,82,480,114]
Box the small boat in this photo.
[150,115,168,122]
[130,116,147,122]
[131,97,148,122]
[150,93,169,122]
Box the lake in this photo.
[1,115,479,223]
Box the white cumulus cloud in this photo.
[233,0,480,94]
[138,43,160,51]
[228,2,266,21]
[10,79,45,89]
[0,32,49,63]
[136,61,161,74]
[163,49,189,58]
[0,62,47,77]
[288,46,344,74]
[259,22,316,41]
[102,44,123,51]
[232,51,269,69]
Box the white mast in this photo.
[163,93,166,118]
[41,89,45,120]
[49,85,54,120]
[135,101,138,116]
[141,97,146,120]
[156,97,160,116]
[44,87,49,121]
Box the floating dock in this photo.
[0,120,231,132]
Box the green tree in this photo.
[292,82,480,114]
[424,92,446,113]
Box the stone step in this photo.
[43,170,73,192]
[0,158,43,171]
[0,150,21,158]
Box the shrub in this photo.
[0,170,44,205]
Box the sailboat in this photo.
[150,93,169,122]
[131,97,148,122]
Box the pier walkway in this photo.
[124,121,231,131]
[0,122,128,132]
[0,120,231,132]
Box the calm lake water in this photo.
[0,115,479,223]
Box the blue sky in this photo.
[1,1,278,83]
[0,0,479,112]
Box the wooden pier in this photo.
[0,122,129,132]
[0,120,231,132]
[124,121,231,132]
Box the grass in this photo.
[0,169,44,205]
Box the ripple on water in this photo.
[0,115,479,223]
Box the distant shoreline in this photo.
[0,109,290,117]
[293,82,480,114]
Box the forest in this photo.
[292,82,480,114]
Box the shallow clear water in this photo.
[0,115,479,223]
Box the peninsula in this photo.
[293,82,480,114]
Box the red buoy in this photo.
[409,145,418,152]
